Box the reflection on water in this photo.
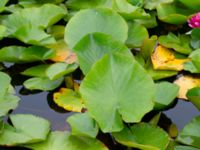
[164,100,199,130]
[12,86,73,131]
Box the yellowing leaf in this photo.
[47,41,77,64]
[151,45,190,71]
[174,75,200,100]
[53,88,84,112]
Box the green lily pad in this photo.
[0,72,20,117]
[189,49,200,71]
[26,131,108,150]
[112,0,150,19]
[144,0,173,10]
[178,0,200,11]
[0,25,6,40]
[154,82,179,110]
[80,53,155,132]
[113,123,170,150]
[191,29,200,49]
[156,3,188,25]
[0,46,55,63]
[177,116,200,148]
[67,113,98,138]
[66,0,111,10]
[184,61,200,73]
[187,87,200,110]
[65,8,128,49]
[74,33,131,75]
[24,77,63,91]
[2,4,66,45]
[175,145,200,150]
[53,88,84,112]
[0,114,50,146]
[0,0,8,12]
[19,0,64,7]
[126,22,149,48]
[158,32,193,55]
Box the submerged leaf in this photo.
[151,45,190,71]
[26,131,108,150]
[53,88,84,112]
[174,75,200,100]
[74,33,131,75]
[80,53,155,132]
[67,113,98,138]
[65,8,128,49]
[177,116,200,148]
[113,123,170,150]
[0,114,50,146]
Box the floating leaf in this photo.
[126,22,149,48]
[144,0,173,10]
[0,46,55,63]
[19,0,64,7]
[177,116,200,148]
[2,4,66,45]
[26,131,108,150]
[151,45,190,71]
[187,87,200,110]
[154,82,179,110]
[190,28,200,49]
[80,53,155,132]
[0,114,50,146]
[74,33,131,75]
[0,72,11,99]
[189,49,200,71]
[53,88,84,112]
[113,123,170,150]
[65,8,128,49]
[67,113,98,138]
[48,40,78,63]
[0,0,8,12]
[0,25,6,40]
[158,33,193,55]
[174,75,200,100]
[156,3,188,25]
[24,77,63,91]
[178,0,200,11]
[112,0,150,19]
[184,61,200,73]
[175,145,200,150]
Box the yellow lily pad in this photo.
[151,45,189,71]
[174,75,200,100]
[53,88,85,112]
[47,41,77,64]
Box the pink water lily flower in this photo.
[188,12,200,28]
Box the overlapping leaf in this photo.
[80,53,155,132]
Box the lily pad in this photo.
[65,8,128,49]
[67,113,98,138]
[187,87,200,110]
[24,77,63,91]
[174,75,200,100]
[53,88,84,112]
[154,82,179,110]
[190,29,200,49]
[0,114,50,146]
[178,0,200,11]
[126,22,149,48]
[80,53,155,132]
[0,46,55,63]
[144,0,173,10]
[189,49,200,71]
[0,0,8,12]
[175,145,200,150]
[158,33,193,55]
[177,116,200,148]
[26,131,108,150]
[112,0,150,19]
[113,123,170,150]
[151,45,189,71]
[2,4,66,45]
[74,33,131,75]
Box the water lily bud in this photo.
[188,12,200,28]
